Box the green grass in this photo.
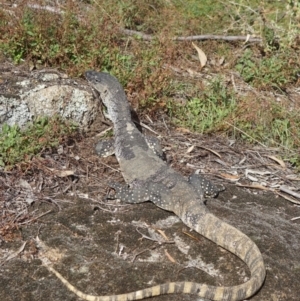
[169,78,236,133]
[235,49,297,90]
[0,117,77,168]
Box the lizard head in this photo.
[85,71,122,102]
[85,70,131,123]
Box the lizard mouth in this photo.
[85,70,100,82]
[85,70,110,111]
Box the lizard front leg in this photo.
[188,174,224,198]
[107,182,161,204]
[96,136,164,159]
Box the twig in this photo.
[136,228,161,242]
[42,197,62,210]
[121,29,262,43]
[97,160,120,173]
[136,228,174,244]
[225,122,267,148]
[114,230,121,254]
[276,191,300,205]
[19,209,53,225]
[139,121,159,135]
[0,241,27,266]
[227,1,260,15]
[175,34,261,42]
[279,186,300,199]
[131,245,158,263]
[182,230,203,243]
[195,145,222,158]
[237,183,269,190]
[26,4,64,15]
[164,249,176,263]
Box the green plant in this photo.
[0,116,77,168]
[235,49,295,89]
[231,98,300,168]
[170,78,236,133]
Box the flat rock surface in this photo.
[1,183,299,301]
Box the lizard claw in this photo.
[105,182,120,200]
[106,182,129,200]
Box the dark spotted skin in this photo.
[108,173,224,202]
[96,136,164,159]
[43,71,266,301]
[95,138,115,157]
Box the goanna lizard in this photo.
[43,71,266,301]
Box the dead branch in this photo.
[121,29,262,43]
[0,241,27,266]
[276,191,300,205]
[26,4,64,15]
[279,185,300,199]
[175,34,261,42]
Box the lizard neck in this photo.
[105,90,132,125]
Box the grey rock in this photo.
[0,70,98,130]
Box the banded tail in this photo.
[43,209,265,301]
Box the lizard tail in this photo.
[44,208,265,301]
[178,206,266,300]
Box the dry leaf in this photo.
[155,229,169,241]
[210,58,216,66]
[96,126,112,137]
[215,158,229,167]
[186,145,195,153]
[237,183,269,190]
[164,249,176,263]
[1,241,27,265]
[219,173,240,182]
[182,230,202,242]
[246,169,272,176]
[286,174,300,181]
[276,191,300,205]
[280,185,300,199]
[140,121,158,134]
[218,56,225,66]
[176,127,191,133]
[192,42,207,68]
[56,170,75,177]
[246,174,258,182]
[47,168,75,177]
[197,146,222,158]
[266,155,286,168]
[187,68,197,76]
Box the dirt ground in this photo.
[1,113,300,301]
